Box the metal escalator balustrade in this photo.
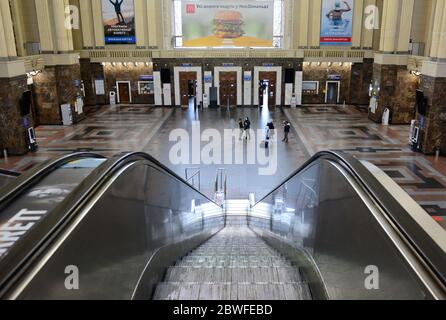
[0,169,20,190]
[249,151,446,300]
[0,153,107,296]
[0,151,444,300]
[0,152,225,300]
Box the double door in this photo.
[219,72,237,106]
[259,72,277,106]
[179,72,197,106]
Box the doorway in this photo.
[219,71,237,106]
[117,81,131,104]
[259,72,277,107]
[179,72,197,107]
[325,81,340,104]
[259,80,269,108]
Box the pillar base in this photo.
[0,75,34,155]
[33,62,84,125]
[418,72,446,155]
[369,57,418,124]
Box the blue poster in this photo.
[102,0,136,44]
[320,0,354,46]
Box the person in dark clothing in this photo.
[266,121,275,141]
[282,121,291,143]
[109,0,126,24]
[243,117,251,140]
[238,118,244,140]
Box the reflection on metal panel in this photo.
[251,159,442,300]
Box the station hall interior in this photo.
[0,0,445,301]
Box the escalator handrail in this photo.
[253,150,446,289]
[0,169,20,177]
[0,152,105,212]
[0,152,221,297]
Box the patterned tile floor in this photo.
[0,104,445,230]
[285,105,446,229]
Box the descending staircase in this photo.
[153,226,312,300]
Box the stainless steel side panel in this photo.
[13,161,224,300]
[250,159,442,300]
[0,174,16,190]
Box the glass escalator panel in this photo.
[249,155,446,300]
[0,158,106,261]
[0,170,19,190]
[5,159,223,300]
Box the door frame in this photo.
[174,66,202,107]
[116,81,132,104]
[325,81,341,104]
[214,66,243,106]
[254,66,282,106]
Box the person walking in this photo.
[282,121,291,143]
[244,117,251,140]
[267,121,275,141]
[238,118,244,141]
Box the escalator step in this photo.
[153,227,312,301]
[154,282,312,300]
[165,266,302,283]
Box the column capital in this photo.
[42,53,80,67]
[421,60,446,78]
[0,60,26,78]
[373,53,408,66]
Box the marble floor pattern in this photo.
[0,104,445,230]
[285,105,446,229]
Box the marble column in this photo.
[0,0,18,57]
[380,0,400,53]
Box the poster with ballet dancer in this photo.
[320,0,354,46]
[102,0,136,44]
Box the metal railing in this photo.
[185,167,201,191]
[214,168,227,203]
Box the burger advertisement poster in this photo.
[102,0,136,44]
[320,0,354,46]
[181,0,275,48]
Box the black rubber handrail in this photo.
[0,169,20,177]
[254,151,446,290]
[0,152,221,297]
[0,152,105,212]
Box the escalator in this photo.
[0,151,444,300]
[0,169,20,189]
[154,227,312,300]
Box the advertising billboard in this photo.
[181,0,275,47]
[102,0,136,44]
[320,0,354,46]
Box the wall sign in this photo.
[181,0,275,48]
[327,74,341,80]
[139,75,154,81]
[320,0,354,46]
[102,0,136,44]
[95,79,105,95]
